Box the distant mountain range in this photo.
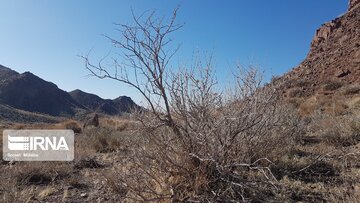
[0,64,140,122]
[69,89,137,115]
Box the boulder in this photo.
[335,69,351,78]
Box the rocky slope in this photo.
[0,66,82,116]
[0,103,61,124]
[278,0,360,98]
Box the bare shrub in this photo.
[83,113,99,128]
[81,8,300,202]
[102,171,128,196]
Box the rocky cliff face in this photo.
[349,0,360,11]
[278,0,360,97]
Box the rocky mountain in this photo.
[278,0,360,98]
[0,65,139,118]
[0,65,82,116]
[0,65,18,79]
[68,89,107,112]
[69,89,139,115]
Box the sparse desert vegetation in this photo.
[0,0,360,202]
[1,99,359,202]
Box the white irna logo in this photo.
[7,135,69,151]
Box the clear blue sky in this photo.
[0,0,348,104]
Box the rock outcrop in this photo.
[349,0,360,11]
[278,0,360,97]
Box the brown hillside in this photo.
[278,0,360,98]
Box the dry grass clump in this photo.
[288,88,304,98]
[322,126,360,147]
[300,112,355,147]
[278,78,310,90]
[0,162,73,202]
[293,79,311,88]
[8,120,83,133]
[349,121,360,141]
[74,157,104,169]
[16,170,53,187]
[58,120,82,133]
[307,112,360,148]
[323,80,343,91]
[11,123,29,129]
[14,163,71,187]
[99,116,137,131]
[286,98,303,108]
[272,137,359,201]
[88,128,122,153]
[298,95,349,116]
[348,97,360,108]
[298,96,319,116]
[343,85,360,95]
[74,127,132,158]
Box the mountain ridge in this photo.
[0,64,139,119]
[277,0,360,98]
[68,89,139,115]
